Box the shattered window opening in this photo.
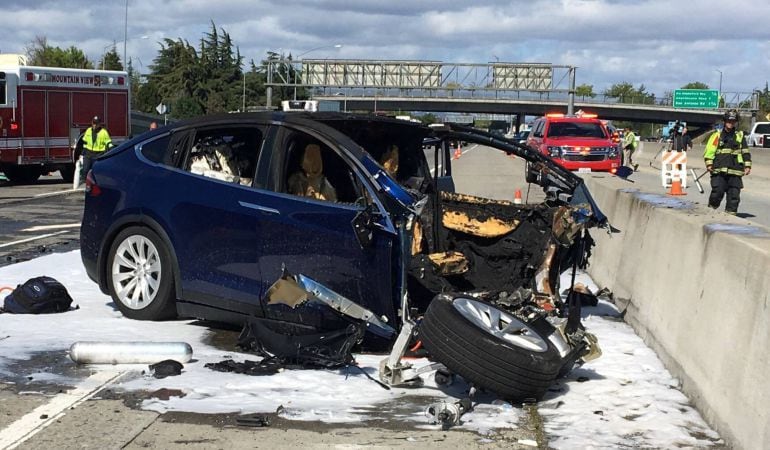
[183,127,262,187]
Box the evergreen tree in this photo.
[25,36,94,68]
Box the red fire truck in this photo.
[0,54,130,184]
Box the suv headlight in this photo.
[607,146,618,157]
[547,146,564,157]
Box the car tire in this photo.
[106,226,177,320]
[524,162,537,184]
[419,294,563,402]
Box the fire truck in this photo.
[0,54,130,184]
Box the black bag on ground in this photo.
[2,276,74,314]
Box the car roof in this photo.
[151,111,432,160]
[543,116,604,123]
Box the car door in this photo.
[253,124,399,323]
[139,123,272,314]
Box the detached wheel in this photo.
[420,295,563,402]
[106,226,177,320]
[524,162,537,184]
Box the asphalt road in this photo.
[0,174,83,268]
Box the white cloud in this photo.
[0,0,768,95]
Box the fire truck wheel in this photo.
[59,164,76,183]
[3,166,43,184]
[106,226,177,321]
[419,294,562,402]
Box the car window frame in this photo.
[260,123,378,210]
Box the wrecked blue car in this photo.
[81,112,606,401]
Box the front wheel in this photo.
[524,162,537,184]
[420,295,563,402]
[106,226,177,320]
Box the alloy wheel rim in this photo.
[111,235,162,310]
[452,298,548,352]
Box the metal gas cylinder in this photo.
[69,341,193,364]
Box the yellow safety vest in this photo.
[83,127,112,152]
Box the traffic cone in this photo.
[668,176,686,196]
[514,189,523,204]
[453,144,462,160]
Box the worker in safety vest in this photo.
[80,116,113,183]
[703,109,751,214]
[622,128,638,171]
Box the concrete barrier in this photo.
[582,174,770,450]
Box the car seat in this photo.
[287,144,337,201]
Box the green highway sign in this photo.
[673,89,720,109]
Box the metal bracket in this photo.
[378,321,445,386]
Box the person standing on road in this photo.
[622,128,639,171]
[80,116,113,184]
[680,127,693,151]
[704,109,751,215]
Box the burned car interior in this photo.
[89,112,609,403]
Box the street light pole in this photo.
[123,0,128,68]
[716,69,723,94]
[292,44,342,100]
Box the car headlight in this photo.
[547,146,564,157]
[607,146,618,157]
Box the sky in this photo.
[0,251,723,448]
[0,1,768,98]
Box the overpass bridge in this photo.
[265,58,759,135]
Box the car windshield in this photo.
[548,122,606,138]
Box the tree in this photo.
[575,83,596,98]
[419,113,439,125]
[681,81,709,90]
[99,46,123,71]
[603,82,654,104]
[25,36,94,68]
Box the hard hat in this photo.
[92,116,102,124]
[723,109,738,122]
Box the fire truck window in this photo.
[0,72,6,105]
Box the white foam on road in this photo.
[0,251,721,447]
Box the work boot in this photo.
[633,163,639,172]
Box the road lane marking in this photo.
[21,223,81,232]
[34,188,84,198]
[0,231,69,249]
[0,370,125,449]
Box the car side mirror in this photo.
[351,207,375,249]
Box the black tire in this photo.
[524,162,537,184]
[420,294,563,402]
[59,163,76,183]
[106,226,177,320]
[3,166,42,184]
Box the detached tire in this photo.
[420,295,563,402]
[106,226,177,320]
